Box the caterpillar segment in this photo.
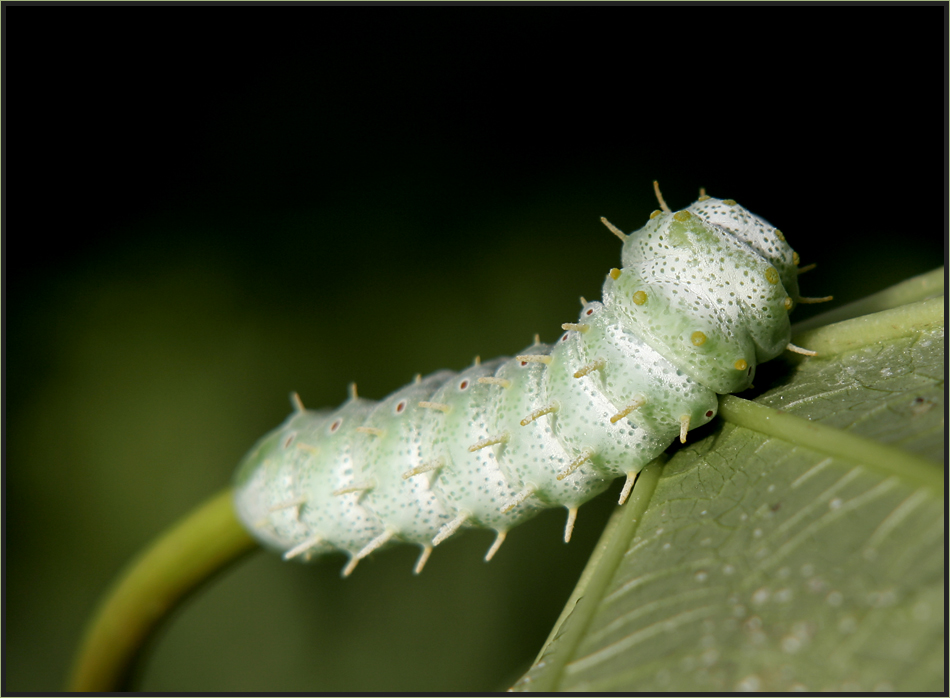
[233,187,822,576]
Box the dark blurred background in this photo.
[5,8,945,693]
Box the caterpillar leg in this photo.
[618,470,638,505]
[679,415,690,444]
[432,512,469,546]
[413,545,433,575]
[564,507,578,543]
[484,530,507,561]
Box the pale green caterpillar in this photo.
[233,185,823,576]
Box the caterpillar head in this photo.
[687,195,801,304]
[607,201,795,395]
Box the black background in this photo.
[6,6,946,692]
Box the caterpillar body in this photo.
[233,187,818,576]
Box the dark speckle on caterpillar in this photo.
[233,183,825,577]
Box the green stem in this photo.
[67,488,258,692]
[717,396,942,494]
[791,266,943,334]
[791,296,943,357]
[514,458,664,692]
[727,290,945,493]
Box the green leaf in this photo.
[513,287,944,692]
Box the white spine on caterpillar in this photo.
[233,190,813,576]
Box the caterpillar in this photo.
[232,184,823,577]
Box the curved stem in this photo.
[69,270,944,692]
[67,488,258,692]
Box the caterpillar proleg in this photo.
[233,185,820,576]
